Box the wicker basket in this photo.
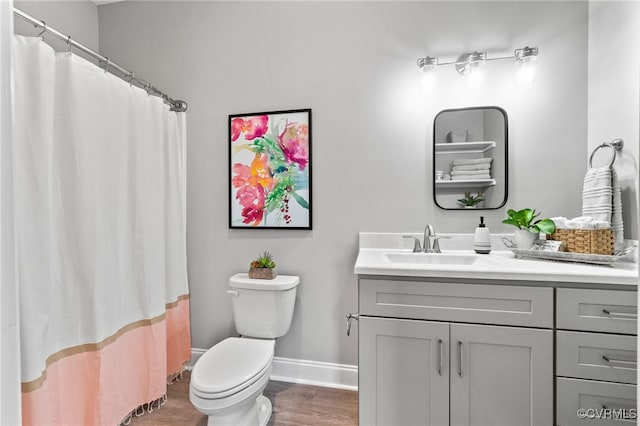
[547,228,614,255]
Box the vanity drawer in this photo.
[557,378,637,425]
[557,331,637,384]
[557,289,637,335]
[359,279,553,328]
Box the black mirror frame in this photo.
[433,106,509,210]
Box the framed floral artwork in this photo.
[229,109,312,229]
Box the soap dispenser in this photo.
[473,216,491,254]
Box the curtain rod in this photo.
[13,7,187,112]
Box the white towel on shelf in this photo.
[451,163,491,171]
[451,174,491,181]
[452,157,492,166]
[450,169,491,176]
[582,166,624,247]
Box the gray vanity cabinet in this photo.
[449,323,553,426]
[359,317,449,426]
[555,288,637,426]
[358,278,554,426]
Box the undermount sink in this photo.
[385,252,478,265]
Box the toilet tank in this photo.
[228,273,300,338]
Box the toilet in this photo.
[189,273,300,426]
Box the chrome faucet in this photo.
[403,224,449,253]
[423,224,435,252]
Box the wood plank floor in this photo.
[126,371,358,426]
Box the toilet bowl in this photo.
[190,274,300,426]
[190,337,275,426]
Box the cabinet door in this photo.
[450,323,553,426]
[359,316,449,426]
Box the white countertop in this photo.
[354,233,639,286]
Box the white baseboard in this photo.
[189,348,358,391]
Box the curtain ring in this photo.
[128,73,135,86]
[589,143,616,169]
[36,22,47,39]
[103,58,110,73]
[66,35,72,54]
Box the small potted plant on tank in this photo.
[249,251,278,280]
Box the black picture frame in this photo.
[229,108,312,229]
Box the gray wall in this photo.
[98,1,592,366]
[588,1,640,241]
[14,1,99,53]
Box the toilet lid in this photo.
[191,338,274,397]
[229,273,300,291]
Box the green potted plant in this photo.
[249,251,278,280]
[458,192,484,208]
[502,208,556,249]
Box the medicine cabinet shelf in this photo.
[436,179,496,189]
[435,141,496,154]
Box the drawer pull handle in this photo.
[602,355,637,368]
[602,403,634,411]
[602,309,637,319]
[458,341,464,378]
[437,339,443,376]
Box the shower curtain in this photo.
[12,35,191,425]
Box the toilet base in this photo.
[206,394,272,426]
[257,395,272,426]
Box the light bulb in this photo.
[516,55,537,87]
[421,71,436,94]
[417,56,438,94]
[466,65,485,90]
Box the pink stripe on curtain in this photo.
[21,297,190,426]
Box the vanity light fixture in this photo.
[417,56,438,93]
[514,46,538,87]
[416,46,539,89]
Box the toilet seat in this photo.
[191,337,274,400]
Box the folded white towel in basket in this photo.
[452,157,492,166]
[582,166,624,248]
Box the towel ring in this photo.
[589,138,624,168]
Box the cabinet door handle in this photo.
[602,309,637,319]
[602,355,637,368]
[458,341,464,378]
[437,339,443,376]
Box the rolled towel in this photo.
[564,220,578,229]
[550,217,567,228]
[572,216,594,223]
[450,169,492,176]
[452,157,492,166]
[451,174,491,181]
[451,163,491,171]
[578,222,597,230]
